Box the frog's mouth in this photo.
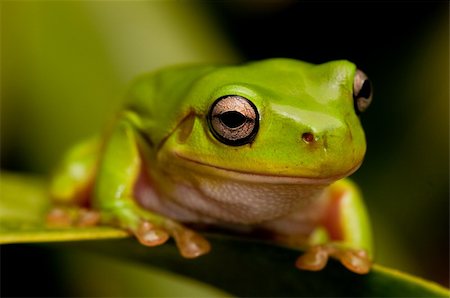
[173,153,361,185]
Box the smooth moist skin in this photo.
[49,58,374,273]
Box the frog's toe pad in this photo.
[46,207,73,227]
[135,221,170,247]
[169,226,211,258]
[338,249,371,274]
[75,209,101,227]
[295,245,329,271]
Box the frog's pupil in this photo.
[359,79,372,99]
[220,111,247,128]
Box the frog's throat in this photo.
[173,153,362,185]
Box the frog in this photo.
[47,58,374,274]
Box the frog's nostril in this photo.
[301,132,315,144]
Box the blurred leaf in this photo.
[1,172,448,297]
[48,245,232,297]
[1,1,238,173]
[0,172,128,244]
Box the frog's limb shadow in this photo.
[296,179,373,274]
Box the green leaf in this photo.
[0,172,128,244]
[1,172,449,297]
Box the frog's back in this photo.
[124,63,218,147]
[122,58,356,149]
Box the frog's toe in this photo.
[336,248,371,274]
[75,209,101,227]
[174,228,211,258]
[295,245,329,271]
[135,221,170,247]
[46,207,73,227]
[163,221,211,258]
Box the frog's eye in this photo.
[207,95,259,146]
[353,69,373,114]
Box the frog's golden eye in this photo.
[353,69,373,114]
[207,95,259,146]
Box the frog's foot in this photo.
[123,213,211,258]
[46,207,101,227]
[295,244,371,274]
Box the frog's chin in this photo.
[173,153,362,185]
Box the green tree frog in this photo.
[48,58,374,274]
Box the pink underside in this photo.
[133,164,336,238]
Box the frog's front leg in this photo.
[296,179,373,274]
[47,137,102,227]
[94,114,210,258]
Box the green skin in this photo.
[49,58,373,274]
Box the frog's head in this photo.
[144,58,372,184]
